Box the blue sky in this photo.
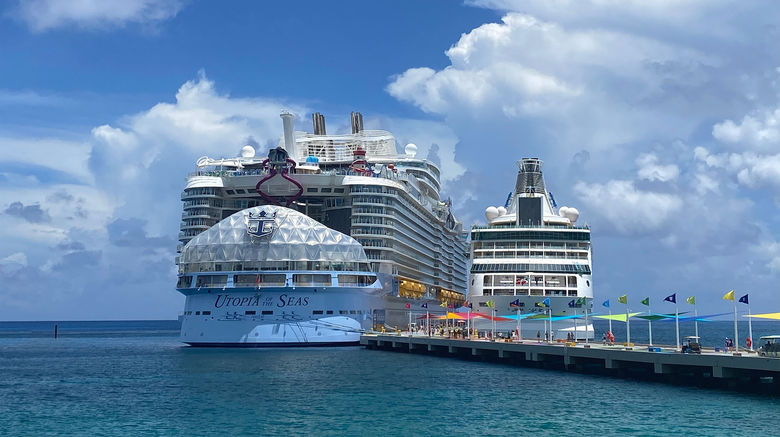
[2,0,780,320]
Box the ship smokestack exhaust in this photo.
[350,111,363,134]
[312,112,326,135]
[280,111,296,156]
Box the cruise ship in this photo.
[176,205,383,346]
[176,111,468,338]
[468,158,593,339]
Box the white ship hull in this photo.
[180,286,383,346]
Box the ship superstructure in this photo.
[468,158,593,339]
[177,111,468,327]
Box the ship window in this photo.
[483,276,492,286]
[349,310,357,314]
[294,274,332,286]
[202,311,211,315]
[226,190,235,195]
[307,188,318,193]
[262,310,273,315]
[195,311,201,315]
[259,274,286,286]
[177,276,193,288]
[313,310,324,315]
[338,274,376,286]
[339,310,348,314]
[321,188,332,193]
[236,189,246,194]
[334,188,345,193]
[195,275,228,288]
[326,310,333,315]
[245,311,256,315]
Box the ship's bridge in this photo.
[178,205,370,274]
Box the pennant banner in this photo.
[745,312,780,320]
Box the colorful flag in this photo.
[602,300,610,308]
[618,295,627,304]
[686,296,695,305]
[723,290,734,301]
[738,294,749,305]
[538,297,550,307]
[664,293,676,304]
[468,302,473,309]
[567,299,576,308]
[440,301,447,308]
[421,302,428,308]
[486,300,495,308]
[448,303,454,309]
[404,303,411,309]
[510,299,520,308]
[576,297,586,306]
[640,297,650,306]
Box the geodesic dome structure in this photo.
[178,205,368,269]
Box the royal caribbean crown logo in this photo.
[245,210,276,240]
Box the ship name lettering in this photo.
[214,294,261,308]
[277,294,310,307]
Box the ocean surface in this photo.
[1,320,778,436]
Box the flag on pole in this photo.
[723,290,734,301]
[664,293,676,304]
[686,296,695,305]
[468,302,473,309]
[576,297,586,305]
[640,297,650,306]
[440,301,447,308]
[567,299,576,308]
[510,299,520,308]
[543,297,550,307]
[602,300,610,308]
[486,300,495,308]
[404,303,411,309]
[738,294,749,304]
[618,295,627,304]
[421,302,428,308]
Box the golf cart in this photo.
[681,336,701,354]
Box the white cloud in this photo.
[12,0,184,32]
[694,147,780,192]
[712,109,780,152]
[636,153,679,182]
[573,179,683,234]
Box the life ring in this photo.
[746,337,752,348]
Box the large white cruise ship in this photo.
[176,111,468,339]
[468,158,594,339]
[177,205,383,346]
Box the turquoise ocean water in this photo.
[1,320,778,436]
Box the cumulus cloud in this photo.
[636,153,679,182]
[4,201,50,223]
[712,109,780,152]
[694,146,780,192]
[12,0,184,32]
[573,179,683,234]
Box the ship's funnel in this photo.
[312,112,326,135]
[280,111,296,157]
[515,158,546,196]
[350,111,364,134]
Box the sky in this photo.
[2,0,780,320]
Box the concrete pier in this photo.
[361,335,780,393]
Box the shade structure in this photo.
[593,312,643,322]
[444,312,465,319]
[745,312,780,320]
[473,313,513,322]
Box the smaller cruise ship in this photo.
[176,205,383,346]
[468,158,593,339]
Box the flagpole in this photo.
[548,308,553,343]
[516,307,521,341]
[492,308,496,340]
[733,298,739,353]
[694,303,698,339]
[747,300,753,351]
[574,307,578,341]
[674,304,680,351]
[466,307,470,339]
[408,310,412,337]
[426,310,430,336]
[626,306,631,346]
[648,302,653,346]
[584,302,589,344]
[608,306,613,337]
